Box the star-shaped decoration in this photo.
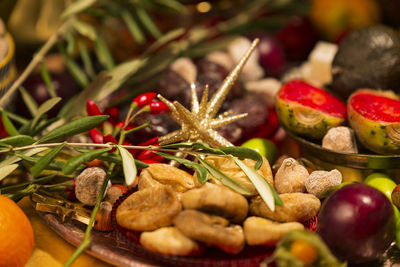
[157,39,259,148]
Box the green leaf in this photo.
[79,40,95,78]
[155,152,209,183]
[64,54,89,87]
[117,145,137,186]
[183,35,239,58]
[62,148,111,175]
[31,117,59,136]
[144,28,185,55]
[32,97,61,128]
[121,10,145,45]
[153,0,185,13]
[220,147,263,170]
[94,35,115,70]
[38,115,109,144]
[62,0,97,19]
[0,147,47,168]
[0,164,18,181]
[19,87,38,116]
[197,157,252,196]
[16,154,64,171]
[0,135,36,147]
[57,96,76,118]
[40,61,57,98]
[1,111,18,136]
[66,29,76,56]
[136,7,161,38]
[31,143,66,177]
[72,19,97,41]
[232,157,282,211]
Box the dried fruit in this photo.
[173,209,245,254]
[322,126,358,153]
[276,80,347,139]
[290,240,318,266]
[170,57,197,83]
[305,170,343,198]
[274,158,309,194]
[243,216,304,246]
[74,167,111,206]
[105,185,125,205]
[140,227,202,256]
[140,163,199,192]
[116,185,181,231]
[181,183,249,223]
[249,193,320,222]
[204,156,273,196]
[348,89,400,154]
[93,201,113,231]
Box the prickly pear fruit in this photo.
[276,80,347,139]
[348,89,400,154]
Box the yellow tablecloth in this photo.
[18,197,114,267]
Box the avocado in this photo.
[331,25,400,99]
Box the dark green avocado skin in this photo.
[332,25,400,99]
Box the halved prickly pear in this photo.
[348,89,400,154]
[276,80,347,139]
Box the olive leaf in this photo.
[0,147,48,168]
[94,35,115,71]
[31,143,66,177]
[144,28,185,55]
[161,142,223,154]
[40,61,57,98]
[136,7,161,38]
[74,148,149,169]
[232,157,282,211]
[31,97,62,128]
[72,19,97,41]
[78,40,95,79]
[61,0,97,19]
[64,53,89,87]
[219,146,263,170]
[121,10,145,45]
[117,145,137,186]
[197,156,252,196]
[0,135,36,147]
[16,154,64,171]
[62,148,111,175]
[0,164,19,181]
[1,111,19,136]
[38,115,109,143]
[155,152,209,183]
[19,87,38,116]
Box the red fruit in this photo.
[277,17,319,61]
[348,89,400,154]
[89,128,103,144]
[103,134,118,152]
[0,118,9,139]
[104,107,119,125]
[276,80,347,139]
[133,92,157,108]
[86,99,103,116]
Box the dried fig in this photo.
[141,163,199,192]
[274,158,309,194]
[173,210,245,254]
[249,193,320,222]
[75,167,111,206]
[244,217,304,246]
[204,156,273,196]
[181,183,248,223]
[140,227,202,256]
[116,185,181,231]
[322,126,358,153]
[305,169,343,198]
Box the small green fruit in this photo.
[241,138,278,164]
[364,173,396,200]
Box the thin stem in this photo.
[0,174,56,191]
[0,19,72,108]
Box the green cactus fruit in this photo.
[276,80,347,139]
[348,89,400,154]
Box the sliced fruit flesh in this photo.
[278,80,346,118]
[351,93,400,123]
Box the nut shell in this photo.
[75,167,110,206]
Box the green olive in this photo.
[364,173,396,201]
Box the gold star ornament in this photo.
[158,39,259,148]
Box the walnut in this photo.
[75,167,111,206]
[322,126,358,153]
[305,169,342,198]
[274,158,309,194]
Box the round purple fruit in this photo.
[317,183,395,263]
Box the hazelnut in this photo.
[75,167,111,206]
[322,127,358,153]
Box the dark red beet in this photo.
[317,184,395,263]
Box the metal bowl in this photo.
[285,129,400,181]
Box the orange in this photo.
[0,195,34,267]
